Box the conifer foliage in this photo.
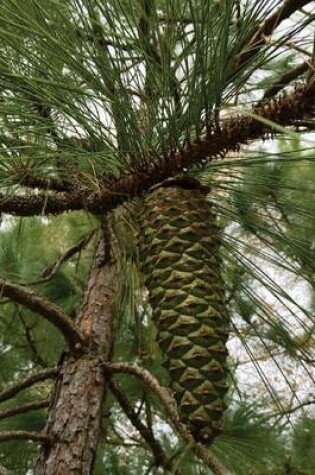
[0,1,313,474]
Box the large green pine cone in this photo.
[138,181,229,444]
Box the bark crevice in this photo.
[35,230,117,475]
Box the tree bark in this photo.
[35,229,117,474]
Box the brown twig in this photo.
[38,229,96,281]
[14,229,96,286]
[17,311,48,368]
[263,398,315,423]
[0,430,52,444]
[0,278,85,352]
[263,62,310,100]
[0,400,50,420]
[0,190,82,216]
[104,362,234,475]
[108,380,174,473]
[0,367,58,403]
[233,0,313,75]
[256,0,312,38]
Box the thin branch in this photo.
[109,380,174,473]
[0,278,85,352]
[41,229,95,279]
[144,397,154,439]
[264,398,315,423]
[268,38,313,59]
[17,311,49,368]
[263,62,310,100]
[256,0,312,38]
[233,0,313,74]
[0,430,52,444]
[0,400,50,420]
[26,229,96,284]
[0,367,58,404]
[104,363,234,475]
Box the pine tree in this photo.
[0,1,313,474]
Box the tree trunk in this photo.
[35,231,117,474]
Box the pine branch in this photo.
[0,367,58,403]
[0,430,51,444]
[0,278,85,352]
[102,78,315,201]
[0,79,314,217]
[0,400,49,420]
[108,380,174,473]
[0,190,81,216]
[40,230,95,279]
[104,363,234,475]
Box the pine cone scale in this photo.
[139,182,229,444]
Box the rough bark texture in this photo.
[35,231,117,475]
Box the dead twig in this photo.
[0,367,58,404]
[0,430,52,444]
[0,400,50,420]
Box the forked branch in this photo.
[104,362,234,475]
[109,380,174,473]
